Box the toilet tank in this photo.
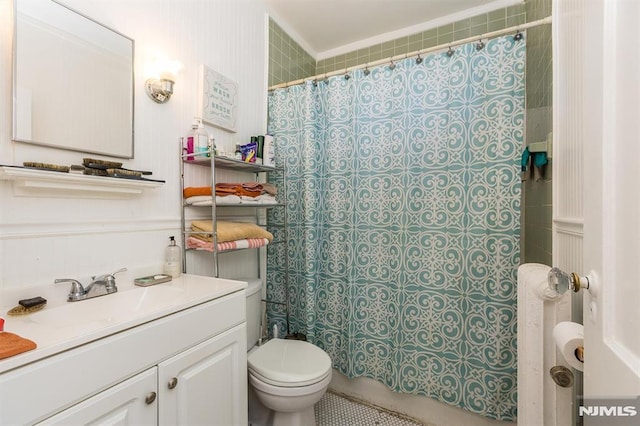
[245,278,263,350]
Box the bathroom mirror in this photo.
[13,0,134,158]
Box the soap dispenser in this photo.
[185,119,199,161]
[163,236,182,278]
[194,118,209,158]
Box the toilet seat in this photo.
[248,339,332,387]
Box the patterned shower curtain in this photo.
[267,35,524,421]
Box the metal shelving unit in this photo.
[179,147,286,278]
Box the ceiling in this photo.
[264,0,522,59]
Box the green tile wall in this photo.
[316,3,526,75]
[523,0,553,265]
[269,4,528,86]
[269,19,316,87]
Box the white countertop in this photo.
[0,274,247,374]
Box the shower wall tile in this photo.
[268,19,316,87]
[271,3,534,83]
[317,3,529,75]
[523,0,553,264]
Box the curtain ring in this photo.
[363,64,371,76]
[388,58,396,70]
[446,46,455,57]
[514,30,524,41]
[344,68,350,80]
[416,54,423,64]
[476,39,485,51]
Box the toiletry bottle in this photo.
[208,136,217,158]
[257,135,265,164]
[234,144,243,160]
[185,120,198,161]
[194,119,209,158]
[263,134,275,166]
[163,236,182,278]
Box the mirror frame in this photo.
[12,0,135,159]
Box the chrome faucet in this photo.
[55,267,127,302]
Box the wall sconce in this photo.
[145,58,181,104]
[146,76,174,103]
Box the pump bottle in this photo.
[184,120,198,161]
[163,236,182,278]
[194,119,209,158]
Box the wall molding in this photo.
[0,217,180,239]
[553,217,584,237]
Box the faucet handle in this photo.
[102,267,127,291]
[55,278,85,302]
[91,267,127,281]
[111,267,127,276]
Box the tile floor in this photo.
[315,392,423,426]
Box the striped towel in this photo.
[186,236,270,252]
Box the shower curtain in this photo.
[267,35,524,421]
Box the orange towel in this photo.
[186,184,275,199]
[0,332,37,359]
[240,183,263,197]
[215,183,238,196]
[214,182,264,198]
[183,186,212,198]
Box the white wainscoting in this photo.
[552,0,586,425]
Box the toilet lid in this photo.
[248,339,332,387]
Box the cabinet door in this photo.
[158,323,247,426]
[37,368,158,426]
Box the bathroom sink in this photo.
[29,285,185,332]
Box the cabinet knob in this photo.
[168,377,178,389]
[145,392,157,405]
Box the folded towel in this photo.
[185,195,213,205]
[241,182,264,196]
[184,186,212,198]
[191,220,274,243]
[214,182,266,197]
[262,183,278,196]
[216,195,242,205]
[0,332,37,360]
[215,183,238,196]
[212,195,276,205]
[186,236,270,252]
[238,186,262,197]
[256,194,278,204]
[240,195,261,204]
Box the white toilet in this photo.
[245,280,332,426]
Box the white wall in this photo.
[0,0,268,290]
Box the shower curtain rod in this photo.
[268,16,552,91]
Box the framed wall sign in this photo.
[199,65,238,132]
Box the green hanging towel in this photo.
[521,147,530,181]
[534,151,548,167]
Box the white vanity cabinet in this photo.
[0,280,247,426]
[37,368,159,425]
[158,325,246,425]
[37,325,247,426]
